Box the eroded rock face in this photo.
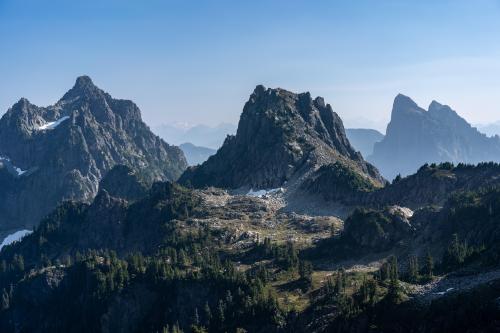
[0,76,187,234]
[179,85,384,192]
[369,94,500,180]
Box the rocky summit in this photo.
[0,76,187,236]
[369,94,500,180]
[179,85,384,196]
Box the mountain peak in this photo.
[393,94,420,111]
[60,75,103,103]
[0,77,188,235]
[179,86,384,191]
[390,94,426,122]
[428,100,453,113]
[428,100,443,109]
[253,84,267,96]
[12,97,33,111]
[372,94,499,180]
[74,75,95,89]
[71,75,100,94]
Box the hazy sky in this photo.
[1,0,500,132]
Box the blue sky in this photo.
[1,0,500,131]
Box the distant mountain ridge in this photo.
[369,94,500,179]
[346,128,384,158]
[0,76,187,236]
[476,121,500,137]
[180,85,384,193]
[179,143,216,166]
[155,123,236,149]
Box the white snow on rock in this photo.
[247,187,284,198]
[0,156,27,176]
[0,230,32,251]
[37,116,70,130]
[434,287,454,296]
[13,167,26,176]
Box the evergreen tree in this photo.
[424,250,434,279]
[203,301,212,325]
[193,307,200,326]
[298,260,313,284]
[389,256,398,281]
[443,233,466,270]
[216,299,225,326]
[408,255,419,282]
[386,256,402,304]
[13,254,24,272]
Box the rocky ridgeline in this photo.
[179,85,384,194]
[0,76,187,235]
[305,162,500,212]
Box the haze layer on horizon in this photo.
[1,0,499,132]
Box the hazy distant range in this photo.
[154,123,236,165]
[154,123,237,150]
[154,120,500,169]
[476,122,500,137]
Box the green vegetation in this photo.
[0,225,286,332]
[2,177,500,332]
[304,162,378,202]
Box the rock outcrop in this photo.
[342,206,414,251]
[99,165,149,201]
[0,76,187,235]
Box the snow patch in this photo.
[0,230,32,251]
[247,187,284,198]
[434,287,454,296]
[0,156,27,176]
[37,116,70,130]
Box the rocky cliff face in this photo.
[369,94,500,179]
[0,76,187,235]
[179,85,384,192]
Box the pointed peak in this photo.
[72,75,100,93]
[428,100,452,113]
[60,75,103,102]
[74,75,95,88]
[394,93,418,107]
[392,94,424,116]
[429,100,443,109]
[10,98,36,114]
[15,97,31,107]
